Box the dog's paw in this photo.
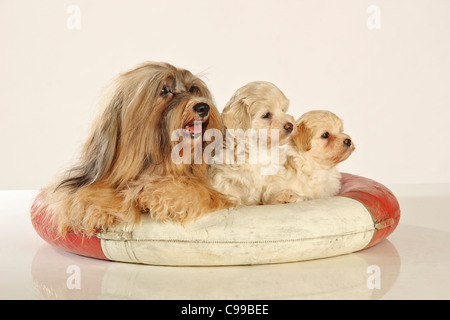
[265,189,300,205]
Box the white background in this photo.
[1,0,449,189]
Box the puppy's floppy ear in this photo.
[291,121,312,152]
[221,94,251,130]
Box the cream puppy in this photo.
[210,81,295,206]
[267,110,355,204]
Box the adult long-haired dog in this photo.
[34,62,233,236]
[269,110,355,203]
[210,81,295,206]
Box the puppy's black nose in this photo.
[344,138,352,147]
[193,103,210,118]
[284,122,294,133]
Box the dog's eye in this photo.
[160,85,171,96]
[262,112,271,119]
[321,132,330,139]
[189,86,200,94]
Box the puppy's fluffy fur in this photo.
[33,62,233,236]
[210,81,295,206]
[269,110,355,203]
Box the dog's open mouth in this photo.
[183,119,209,139]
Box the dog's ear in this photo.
[57,91,123,191]
[221,94,251,130]
[292,121,312,152]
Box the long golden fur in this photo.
[34,62,233,236]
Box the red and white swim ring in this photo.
[31,173,400,266]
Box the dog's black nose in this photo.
[193,103,210,118]
[344,138,352,147]
[284,122,294,133]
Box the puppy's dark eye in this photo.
[262,112,271,119]
[321,132,330,139]
[160,85,171,96]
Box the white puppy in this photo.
[210,81,295,206]
[268,110,355,204]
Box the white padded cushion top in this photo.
[98,196,374,266]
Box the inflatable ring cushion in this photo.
[31,173,400,266]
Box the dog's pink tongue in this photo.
[191,121,202,134]
[194,122,203,134]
